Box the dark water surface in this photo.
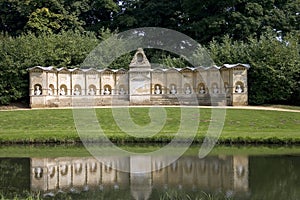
[0,146,299,199]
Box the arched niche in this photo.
[118,84,126,95]
[184,83,192,95]
[48,84,55,95]
[74,163,82,174]
[198,161,206,173]
[34,84,42,95]
[154,84,162,94]
[48,166,56,178]
[104,162,112,173]
[73,84,81,96]
[184,161,193,174]
[235,81,244,93]
[103,84,112,95]
[236,165,246,177]
[34,167,43,179]
[169,84,177,94]
[198,83,206,94]
[170,161,178,172]
[89,162,97,173]
[59,84,67,95]
[211,82,219,94]
[88,84,96,95]
[137,53,144,63]
[212,162,220,174]
[224,82,230,94]
[60,164,68,176]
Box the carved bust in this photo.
[88,88,95,95]
[60,88,65,95]
[170,85,176,94]
[104,87,110,95]
[34,86,41,95]
[119,87,126,95]
[185,86,191,95]
[74,87,80,95]
[235,84,243,93]
[48,88,53,96]
[155,85,161,94]
[213,85,219,94]
[199,86,205,94]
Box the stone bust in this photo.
[60,88,66,95]
[34,86,41,95]
[199,86,205,94]
[119,87,126,95]
[235,84,243,93]
[213,85,219,94]
[104,87,110,95]
[88,88,95,95]
[74,87,80,95]
[155,86,161,94]
[185,86,191,95]
[48,88,53,96]
[170,85,176,94]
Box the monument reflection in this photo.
[31,155,249,199]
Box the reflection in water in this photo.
[30,155,249,199]
[2,154,300,199]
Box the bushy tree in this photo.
[208,30,300,105]
[0,31,98,104]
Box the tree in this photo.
[112,0,185,32]
[208,30,300,105]
[0,31,98,104]
[0,0,119,35]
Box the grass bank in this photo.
[0,107,299,144]
[1,144,300,158]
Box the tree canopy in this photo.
[0,0,299,42]
[0,0,299,105]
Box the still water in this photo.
[0,147,300,200]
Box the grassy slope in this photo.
[0,107,299,144]
[1,144,300,157]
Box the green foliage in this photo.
[0,0,299,105]
[26,7,73,34]
[179,0,300,43]
[208,31,300,105]
[160,55,186,68]
[0,0,119,35]
[0,31,98,104]
[82,27,136,69]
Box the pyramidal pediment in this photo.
[129,48,151,69]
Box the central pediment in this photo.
[129,48,151,70]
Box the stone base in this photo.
[130,95,151,105]
[30,94,244,108]
[232,94,248,106]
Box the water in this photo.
[0,149,299,200]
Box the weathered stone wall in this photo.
[31,155,249,193]
[29,49,250,107]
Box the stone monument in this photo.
[28,48,250,107]
[129,48,151,104]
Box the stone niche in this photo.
[28,48,250,108]
[129,48,152,104]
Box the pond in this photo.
[0,145,299,200]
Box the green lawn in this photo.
[0,107,299,144]
[1,144,300,157]
[263,104,300,110]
